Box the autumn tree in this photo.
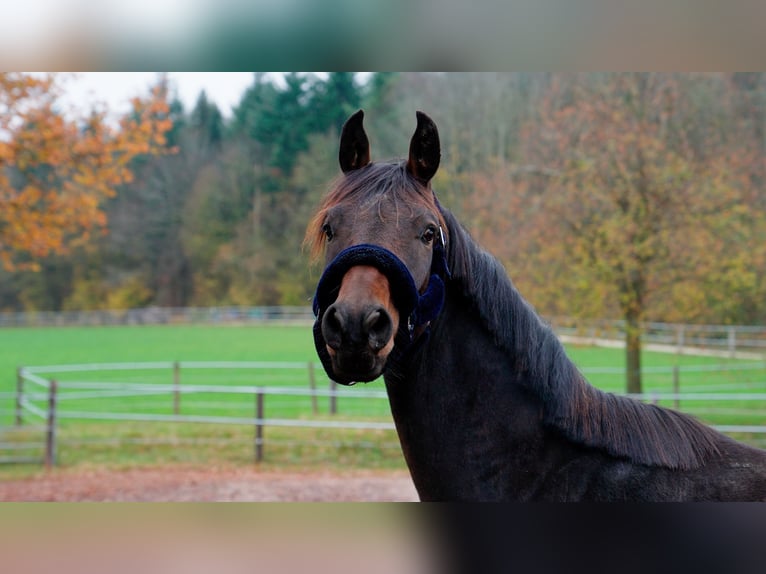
[515,73,761,393]
[0,73,173,272]
[180,73,370,306]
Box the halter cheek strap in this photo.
[416,226,450,327]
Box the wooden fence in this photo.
[5,360,766,467]
[11,362,394,467]
[552,317,766,358]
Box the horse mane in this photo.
[440,207,724,471]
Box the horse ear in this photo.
[407,111,440,185]
[339,109,370,173]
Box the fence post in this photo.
[676,325,685,355]
[173,361,181,415]
[672,365,680,411]
[728,327,736,358]
[308,362,318,416]
[45,379,58,469]
[329,380,337,415]
[255,389,264,463]
[15,366,24,426]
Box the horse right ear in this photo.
[407,111,440,185]
[339,109,370,173]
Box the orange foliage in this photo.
[0,73,173,271]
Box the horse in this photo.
[307,109,766,501]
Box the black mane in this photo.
[441,207,724,470]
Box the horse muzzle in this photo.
[313,243,441,385]
[320,266,399,383]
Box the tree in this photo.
[190,90,223,147]
[0,73,173,271]
[515,73,761,393]
[103,89,203,308]
[311,72,362,133]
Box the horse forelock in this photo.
[441,207,724,471]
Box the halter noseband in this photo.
[312,222,450,384]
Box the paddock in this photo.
[3,358,765,474]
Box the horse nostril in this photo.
[365,308,393,352]
[323,303,393,354]
[322,305,345,350]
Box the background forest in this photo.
[1,72,764,329]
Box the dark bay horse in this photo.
[307,109,766,501]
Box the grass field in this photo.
[3,323,763,385]
[1,324,764,474]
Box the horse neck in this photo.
[432,209,731,472]
[437,208,579,389]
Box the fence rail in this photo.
[551,316,766,357]
[5,360,766,467]
[10,361,397,466]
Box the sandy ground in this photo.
[0,466,420,502]
[0,467,435,574]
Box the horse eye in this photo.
[421,226,436,244]
[322,223,334,241]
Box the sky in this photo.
[60,72,261,117]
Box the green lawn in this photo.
[1,324,764,474]
[565,344,766,438]
[1,324,316,372]
[3,324,764,421]
[1,324,390,424]
[564,343,766,393]
[3,323,762,389]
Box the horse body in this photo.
[386,209,766,501]
[309,109,766,501]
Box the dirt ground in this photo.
[0,466,420,502]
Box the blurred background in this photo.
[1,72,764,327]
[2,1,765,70]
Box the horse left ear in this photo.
[407,111,440,185]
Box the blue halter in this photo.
[312,226,450,384]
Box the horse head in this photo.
[308,110,448,384]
